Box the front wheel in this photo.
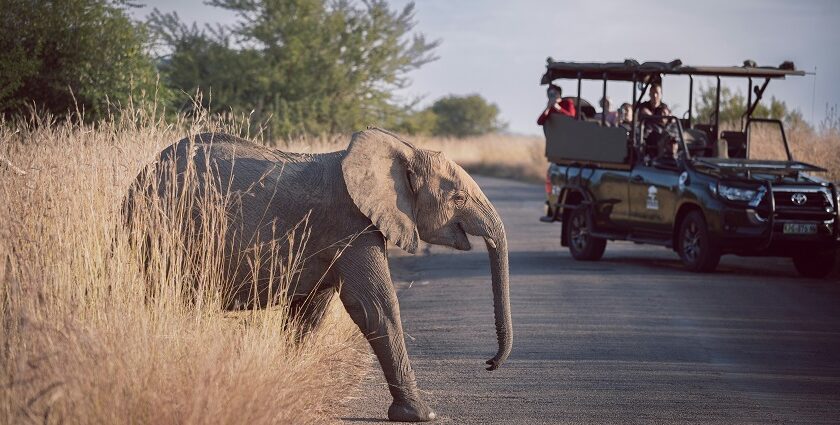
[792,249,837,279]
[677,211,721,272]
[566,207,606,261]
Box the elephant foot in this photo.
[388,399,436,422]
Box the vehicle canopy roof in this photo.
[540,58,805,84]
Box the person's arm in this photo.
[559,99,576,117]
[659,104,672,126]
[537,107,552,125]
[538,98,562,125]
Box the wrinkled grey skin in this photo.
[128,128,512,422]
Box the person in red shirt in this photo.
[538,84,576,223]
[537,84,576,125]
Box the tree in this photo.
[150,0,438,138]
[0,0,160,120]
[694,83,806,129]
[149,14,265,117]
[428,94,505,138]
[394,107,438,136]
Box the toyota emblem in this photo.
[791,193,808,205]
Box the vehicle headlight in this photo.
[711,183,761,203]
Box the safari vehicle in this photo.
[540,59,839,278]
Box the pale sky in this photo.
[130,0,839,136]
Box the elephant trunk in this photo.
[482,224,512,371]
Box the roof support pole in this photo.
[635,81,650,107]
[601,73,607,126]
[714,76,721,143]
[631,73,637,145]
[576,72,582,121]
[745,77,752,131]
[745,78,770,120]
[688,75,694,128]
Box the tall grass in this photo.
[0,109,368,424]
[394,126,840,184]
[278,133,548,183]
[784,126,840,182]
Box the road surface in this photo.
[340,176,840,424]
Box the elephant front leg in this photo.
[337,243,436,422]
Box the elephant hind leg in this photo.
[289,288,336,340]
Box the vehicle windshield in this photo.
[746,120,790,161]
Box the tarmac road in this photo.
[340,175,840,424]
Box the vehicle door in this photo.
[627,159,682,235]
[563,168,634,233]
[590,169,632,229]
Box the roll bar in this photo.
[545,60,805,149]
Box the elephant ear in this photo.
[342,128,419,254]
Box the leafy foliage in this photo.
[150,0,438,138]
[395,107,438,136]
[694,83,806,129]
[0,0,159,120]
[423,94,505,138]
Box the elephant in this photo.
[125,128,512,422]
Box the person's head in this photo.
[648,82,662,106]
[599,97,611,111]
[619,102,633,122]
[546,84,562,101]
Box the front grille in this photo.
[773,191,830,208]
[772,189,834,221]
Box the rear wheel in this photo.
[677,211,721,272]
[792,249,837,279]
[566,207,606,261]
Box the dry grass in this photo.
[409,134,546,183]
[278,133,547,183]
[773,127,840,182]
[0,110,369,424]
[388,128,839,184]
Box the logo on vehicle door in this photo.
[646,186,659,210]
[791,193,808,206]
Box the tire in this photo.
[677,211,721,272]
[792,249,837,279]
[566,206,606,261]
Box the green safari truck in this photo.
[540,59,839,278]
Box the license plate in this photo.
[783,223,817,234]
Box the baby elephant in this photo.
[127,128,512,422]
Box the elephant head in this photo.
[342,128,512,370]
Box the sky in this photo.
[130,0,840,136]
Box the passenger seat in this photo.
[721,131,746,158]
[682,128,713,157]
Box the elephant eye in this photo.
[453,192,467,209]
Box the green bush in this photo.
[428,94,505,138]
[0,0,160,121]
